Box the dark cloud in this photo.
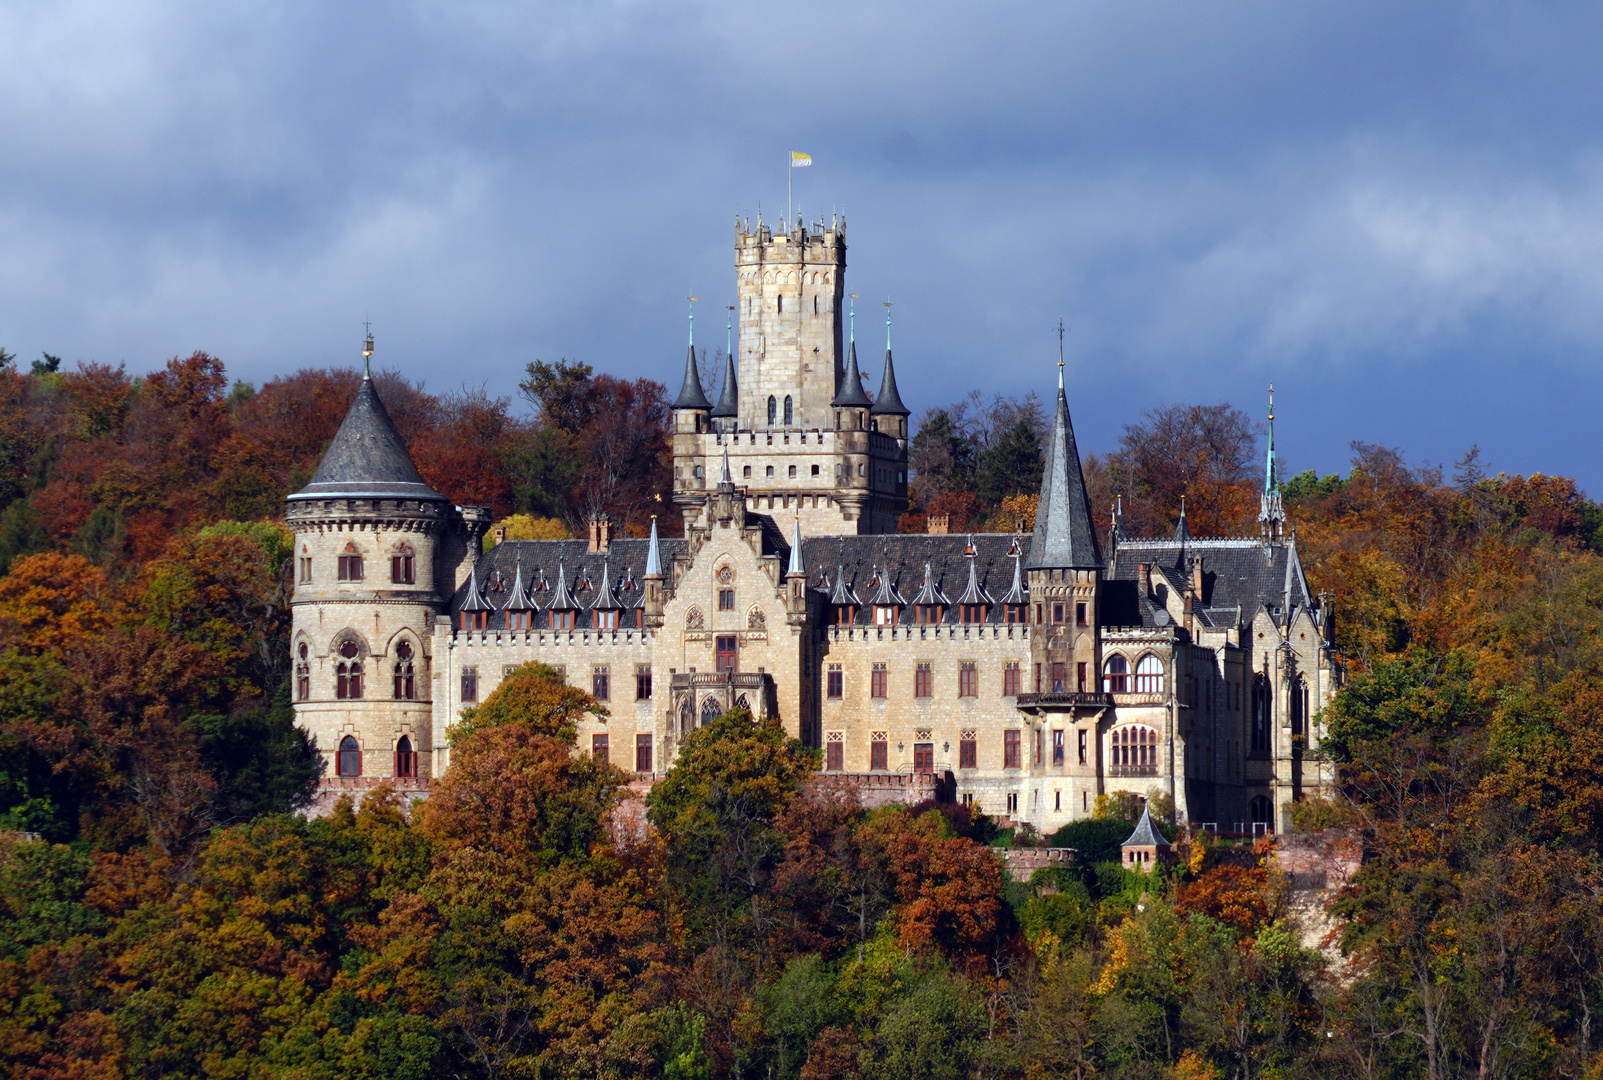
[1,1,1600,487]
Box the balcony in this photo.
[1015,691,1113,712]
[1109,765,1158,778]
[669,670,775,725]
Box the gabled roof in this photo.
[289,377,445,502]
[590,557,622,610]
[867,564,907,608]
[871,347,909,416]
[1000,538,1028,604]
[832,341,874,408]
[1026,376,1102,570]
[672,344,712,410]
[1122,805,1171,849]
[546,560,578,610]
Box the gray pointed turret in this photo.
[870,347,909,416]
[644,516,663,578]
[1026,372,1102,570]
[672,344,712,410]
[289,378,444,502]
[787,516,806,578]
[1122,804,1171,850]
[711,352,739,419]
[831,341,874,408]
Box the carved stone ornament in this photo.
[747,607,767,631]
[686,607,705,630]
[716,564,736,584]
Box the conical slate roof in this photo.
[672,344,712,410]
[871,347,909,415]
[1122,804,1171,849]
[711,353,739,419]
[1025,376,1102,569]
[289,378,444,502]
[832,341,874,408]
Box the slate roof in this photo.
[1108,537,1315,629]
[672,344,712,410]
[831,341,874,408]
[1027,378,1102,570]
[1122,805,1171,849]
[452,538,687,618]
[798,533,1026,626]
[711,354,739,419]
[289,377,446,502]
[871,348,909,416]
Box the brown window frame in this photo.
[870,739,888,771]
[870,663,887,699]
[959,738,977,769]
[826,741,843,771]
[635,734,654,774]
[914,662,933,698]
[1003,730,1021,769]
[592,733,609,764]
[827,665,843,699]
[958,661,977,698]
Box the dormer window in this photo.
[550,609,576,631]
[874,605,898,626]
[832,605,855,626]
[960,603,986,625]
[595,609,619,630]
[460,610,487,631]
[1004,604,1023,624]
[916,605,942,625]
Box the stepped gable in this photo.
[451,537,686,616]
[800,533,1029,625]
[289,378,445,502]
[1105,536,1316,629]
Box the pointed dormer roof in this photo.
[830,565,861,606]
[869,565,906,607]
[590,557,621,610]
[871,347,909,415]
[546,560,577,610]
[1122,804,1171,850]
[711,352,739,419]
[460,565,493,612]
[672,344,712,410]
[289,377,444,502]
[1026,370,1102,570]
[1001,538,1029,604]
[832,340,874,408]
[503,556,538,610]
[1174,498,1192,544]
[956,541,993,605]
[912,561,951,607]
[1112,495,1132,543]
[644,517,663,578]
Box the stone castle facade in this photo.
[286,215,1339,833]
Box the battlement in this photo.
[735,214,846,257]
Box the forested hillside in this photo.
[4,351,1603,1078]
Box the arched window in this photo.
[768,396,777,426]
[393,640,415,700]
[296,642,310,700]
[1134,653,1164,694]
[390,544,415,584]
[336,640,363,699]
[337,735,361,777]
[1102,654,1129,693]
[1251,674,1271,757]
[1111,725,1159,773]
[394,734,417,778]
[1290,674,1307,738]
[700,696,722,726]
[1248,795,1274,830]
[783,396,793,426]
[338,542,363,582]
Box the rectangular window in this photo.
[1036,728,1043,765]
[718,588,735,610]
[1003,661,1020,697]
[461,667,478,703]
[1051,663,1066,693]
[959,661,977,697]
[1052,602,1065,624]
[913,743,934,773]
[636,665,652,700]
[1035,663,1042,693]
[635,734,653,774]
[915,663,932,698]
[299,557,312,582]
[1077,662,1088,692]
[391,554,415,584]
[1075,601,1087,625]
[592,733,609,764]
[959,738,977,769]
[870,738,888,771]
[1004,604,1021,624]
[1078,729,1088,765]
[874,606,897,626]
[715,635,738,672]
[1053,729,1065,765]
[596,609,619,630]
[592,665,610,701]
[827,665,843,699]
[338,554,364,581]
[871,663,887,698]
[551,609,575,630]
[1004,730,1021,769]
[1055,790,1062,811]
[826,740,843,771]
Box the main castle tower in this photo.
[672,214,910,535]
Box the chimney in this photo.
[1138,563,1152,598]
[588,516,612,554]
[493,526,507,547]
[1189,556,1203,599]
[928,513,950,535]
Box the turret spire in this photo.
[644,515,662,578]
[672,336,712,410]
[832,339,873,407]
[1258,383,1286,541]
[787,513,806,578]
[711,351,739,420]
[1027,336,1101,570]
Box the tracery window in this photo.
[1103,654,1129,693]
[393,640,416,700]
[1111,725,1159,772]
[337,735,361,777]
[783,395,793,426]
[335,640,363,699]
[768,396,777,426]
[1134,653,1164,694]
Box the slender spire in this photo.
[787,513,806,578]
[849,294,857,343]
[362,319,374,381]
[873,345,909,416]
[833,339,873,407]
[1259,383,1286,541]
[672,342,711,410]
[719,446,733,485]
[711,351,739,419]
[1027,344,1102,570]
[687,295,696,347]
[644,516,662,578]
[884,298,893,352]
[1174,496,1191,543]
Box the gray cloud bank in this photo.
[2,0,1601,486]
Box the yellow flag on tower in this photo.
[790,150,812,167]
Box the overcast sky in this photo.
[3,1,1601,489]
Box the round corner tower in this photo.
[284,365,466,792]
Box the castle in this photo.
[285,214,1339,833]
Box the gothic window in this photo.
[296,643,310,700]
[593,665,610,701]
[959,661,977,697]
[700,696,722,726]
[394,735,417,778]
[338,543,363,581]
[1003,661,1020,696]
[1111,725,1159,772]
[461,666,478,703]
[1134,653,1164,694]
[1249,795,1274,829]
[1103,654,1130,693]
[336,640,363,699]
[783,396,793,426]
[768,396,777,426]
[1251,674,1272,757]
[391,545,415,584]
[393,640,416,700]
[871,662,887,698]
[337,735,361,777]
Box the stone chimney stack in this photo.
[588,516,612,554]
[928,513,950,535]
[493,525,507,547]
[1138,563,1152,598]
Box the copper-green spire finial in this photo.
[884,298,893,351]
[1056,318,1067,390]
[726,305,734,359]
[850,294,858,343]
[687,296,697,347]
[362,316,374,381]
